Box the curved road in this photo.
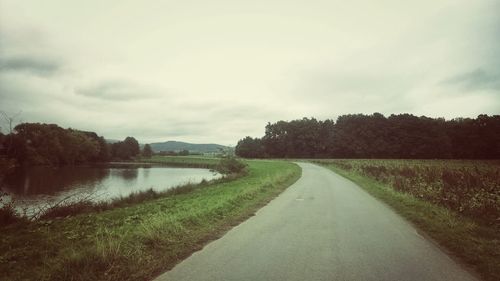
[155,163,477,281]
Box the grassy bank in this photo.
[0,159,301,281]
[141,155,220,169]
[315,160,499,281]
[1,156,239,222]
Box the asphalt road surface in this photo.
[155,162,478,281]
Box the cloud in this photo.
[0,55,61,76]
[274,63,420,118]
[0,26,64,77]
[76,80,164,101]
[1,0,499,144]
[440,68,500,92]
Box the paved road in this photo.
[155,163,477,281]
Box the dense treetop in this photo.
[0,123,141,166]
[236,114,500,159]
[142,144,153,158]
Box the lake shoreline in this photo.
[0,159,301,281]
[1,158,224,219]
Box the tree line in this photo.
[235,113,500,159]
[0,123,149,166]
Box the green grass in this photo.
[317,161,500,281]
[140,155,221,169]
[0,159,301,281]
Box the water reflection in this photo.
[113,168,138,182]
[143,167,150,179]
[4,166,109,196]
[1,164,221,212]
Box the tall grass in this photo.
[316,159,500,281]
[315,159,500,225]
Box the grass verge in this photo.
[321,164,499,281]
[140,155,220,169]
[0,160,301,281]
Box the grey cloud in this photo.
[0,28,62,76]
[282,65,419,115]
[300,72,411,97]
[0,55,61,76]
[178,100,281,120]
[89,101,277,144]
[441,68,500,91]
[1,0,499,144]
[76,80,163,101]
[101,118,223,143]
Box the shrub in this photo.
[326,160,500,225]
[216,157,247,174]
[38,200,96,220]
[0,203,20,226]
[0,192,24,226]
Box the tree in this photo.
[9,123,102,165]
[123,137,140,156]
[142,144,153,158]
[0,110,22,156]
[111,137,140,160]
[235,136,266,158]
[237,113,500,159]
[262,121,288,158]
[0,110,21,135]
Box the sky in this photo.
[1,0,499,145]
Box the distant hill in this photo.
[148,141,230,153]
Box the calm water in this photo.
[1,163,221,214]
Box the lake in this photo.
[0,163,221,215]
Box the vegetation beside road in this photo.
[316,159,500,281]
[0,159,301,281]
[142,155,221,169]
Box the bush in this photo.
[216,157,246,174]
[0,204,20,226]
[38,200,96,220]
[0,192,23,226]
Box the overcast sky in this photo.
[1,0,499,145]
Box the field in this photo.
[0,159,301,281]
[315,159,500,281]
[316,159,500,224]
[141,155,221,169]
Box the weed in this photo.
[315,159,500,225]
[317,160,500,281]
